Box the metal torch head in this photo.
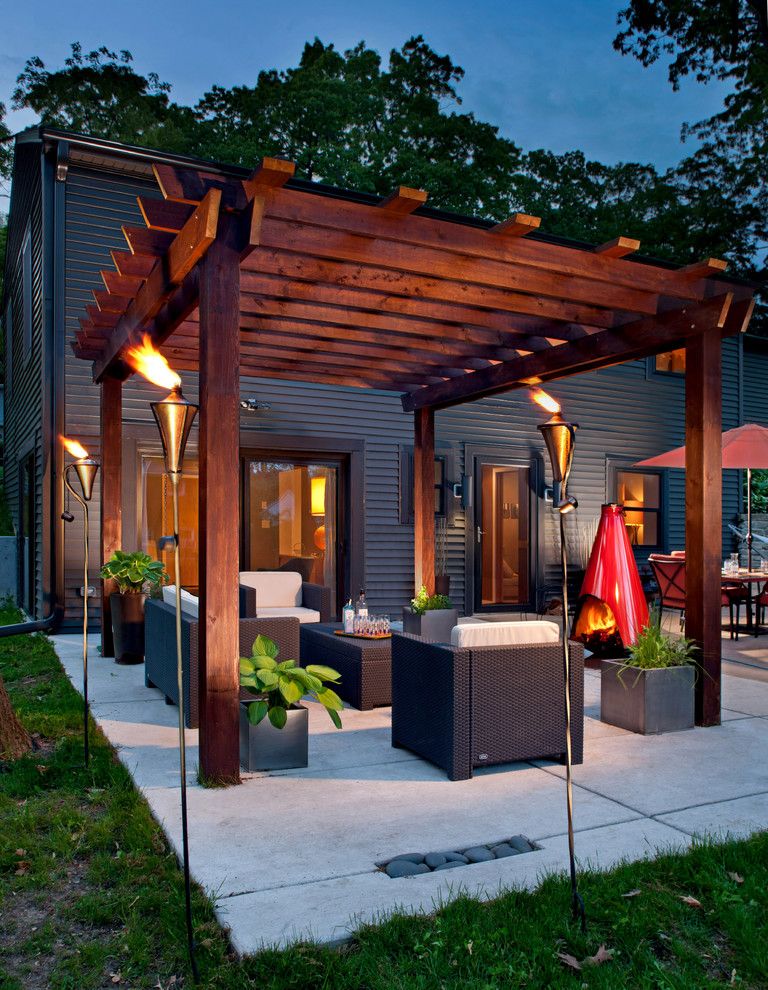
[72,459,99,502]
[151,386,198,477]
[537,412,579,514]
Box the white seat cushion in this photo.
[255,606,320,624]
[450,620,560,649]
[239,571,303,607]
[162,585,199,619]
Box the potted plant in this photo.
[600,617,697,734]
[99,550,168,665]
[402,585,459,643]
[239,634,343,771]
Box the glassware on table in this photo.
[761,559,768,575]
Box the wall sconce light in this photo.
[311,475,327,517]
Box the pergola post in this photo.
[413,407,435,594]
[100,375,122,656]
[685,327,722,726]
[198,214,241,781]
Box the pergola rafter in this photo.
[74,153,755,779]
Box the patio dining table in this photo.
[722,571,768,637]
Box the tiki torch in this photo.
[532,388,585,931]
[125,336,199,983]
[61,436,100,768]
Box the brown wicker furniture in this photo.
[238,574,332,623]
[390,632,584,781]
[299,622,392,710]
[144,599,300,728]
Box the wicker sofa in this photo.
[144,597,300,728]
[238,571,331,624]
[391,620,584,781]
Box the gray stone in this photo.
[434,860,466,871]
[464,845,496,863]
[385,860,430,878]
[509,835,535,854]
[424,852,447,869]
[387,853,424,865]
[491,843,520,859]
[442,852,469,863]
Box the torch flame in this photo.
[60,435,90,459]
[125,335,181,391]
[530,387,561,414]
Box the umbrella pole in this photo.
[747,467,753,573]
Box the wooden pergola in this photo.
[73,156,755,780]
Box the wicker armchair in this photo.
[144,599,300,728]
[238,579,332,623]
[391,632,584,781]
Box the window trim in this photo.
[647,348,686,378]
[606,458,666,552]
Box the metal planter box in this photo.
[402,607,459,643]
[239,702,309,771]
[601,661,695,734]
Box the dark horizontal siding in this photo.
[744,346,768,427]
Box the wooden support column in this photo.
[686,327,722,726]
[413,407,435,594]
[100,376,122,656]
[198,214,241,782]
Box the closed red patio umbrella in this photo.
[635,423,768,570]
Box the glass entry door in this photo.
[475,460,531,611]
[244,459,340,614]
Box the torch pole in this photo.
[170,473,199,984]
[82,500,90,768]
[559,511,586,932]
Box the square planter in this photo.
[239,702,309,771]
[402,607,459,643]
[601,661,695,734]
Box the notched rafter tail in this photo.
[491,213,541,237]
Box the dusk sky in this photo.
[2,0,726,172]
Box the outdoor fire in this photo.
[60,435,90,459]
[530,387,561,414]
[125,334,181,391]
[572,595,624,656]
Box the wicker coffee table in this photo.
[299,623,392,710]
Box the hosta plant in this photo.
[239,635,343,730]
[100,550,168,594]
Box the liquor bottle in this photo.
[342,599,355,633]
[356,590,368,618]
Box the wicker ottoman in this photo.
[299,623,392,710]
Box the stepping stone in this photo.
[491,843,520,859]
[424,852,447,869]
[442,852,469,863]
[385,860,430,878]
[434,860,465,871]
[509,835,535,854]
[464,846,496,863]
[387,853,424,864]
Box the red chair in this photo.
[649,554,746,639]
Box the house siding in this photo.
[744,341,768,427]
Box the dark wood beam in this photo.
[414,408,436,594]
[402,294,734,411]
[198,214,241,783]
[121,226,174,257]
[111,250,154,279]
[241,157,296,201]
[99,376,122,657]
[379,186,428,214]
[492,213,541,237]
[595,236,640,258]
[686,326,722,726]
[153,162,247,210]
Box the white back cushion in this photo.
[450,620,560,649]
[239,571,303,607]
[162,585,199,619]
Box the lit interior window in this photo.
[616,470,661,546]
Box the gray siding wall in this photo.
[744,344,768,426]
[59,163,745,623]
[3,142,44,615]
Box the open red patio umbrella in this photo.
[635,423,768,570]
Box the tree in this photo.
[0,674,32,759]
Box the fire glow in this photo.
[530,387,561,415]
[60,435,90,460]
[125,335,181,391]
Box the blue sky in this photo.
[2,0,726,170]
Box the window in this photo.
[399,449,449,523]
[615,469,662,547]
[140,458,199,590]
[654,349,686,375]
[22,222,32,357]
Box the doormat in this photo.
[380,835,538,878]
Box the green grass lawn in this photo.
[1,603,767,989]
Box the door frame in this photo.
[464,444,544,616]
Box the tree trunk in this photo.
[0,673,32,759]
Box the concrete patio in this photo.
[52,631,768,954]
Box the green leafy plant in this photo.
[99,550,168,594]
[616,615,699,689]
[239,634,343,730]
[410,585,453,616]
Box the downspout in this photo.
[0,137,66,638]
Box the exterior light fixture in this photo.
[240,397,272,412]
[125,335,200,984]
[60,436,100,767]
[311,475,327,517]
[531,388,586,931]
